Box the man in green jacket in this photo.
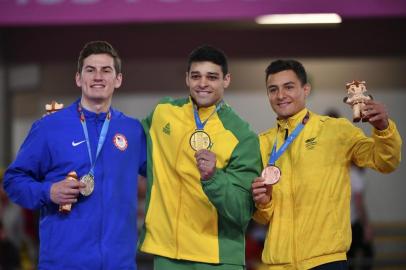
[139,45,262,270]
[252,59,402,270]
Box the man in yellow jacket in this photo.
[251,59,402,270]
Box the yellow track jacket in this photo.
[255,108,402,270]
[139,97,261,265]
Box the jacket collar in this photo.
[188,96,224,120]
[71,98,111,120]
[276,108,309,131]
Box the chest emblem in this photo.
[162,123,171,135]
[305,137,317,150]
[113,133,128,151]
[72,140,86,147]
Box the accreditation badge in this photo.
[79,174,95,196]
[261,165,281,185]
[189,130,211,151]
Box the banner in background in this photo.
[1,0,405,26]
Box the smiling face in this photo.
[266,69,310,119]
[186,61,230,108]
[76,53,122,110]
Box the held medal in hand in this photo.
[79,174,95,196]
[190,130,211,151]
[190,101,223,151]
[261,165,281,185]
[264,112,309,185]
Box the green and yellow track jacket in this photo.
[139,96,261,265]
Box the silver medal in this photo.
[79,174,95,196]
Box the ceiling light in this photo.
[256,13,342,25]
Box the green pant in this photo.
[154,255,245,270]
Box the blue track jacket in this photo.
[4,100,147,270]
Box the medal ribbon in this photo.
[193,100,224,130]
[79,104,111,176]
[268,112,309,165]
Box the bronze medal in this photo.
[79,174,95,196]
[189,130,211,151]
[261,165,281,185]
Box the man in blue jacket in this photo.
[4,40,147,269]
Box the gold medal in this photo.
[189,130,211,151]
[261,165,281,185]
[79,174,95,196]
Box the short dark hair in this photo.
[265,59,307,86]
[187,45,228,76]
[77,41,121,74]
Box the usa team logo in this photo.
[113,133,128,151]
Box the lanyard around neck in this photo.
[193,100,224,130]
[78,104,111,175]
[268,111,309,165]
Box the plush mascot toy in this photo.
[343,80,372,122]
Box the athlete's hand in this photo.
[43,101,64,117]
[195,149,217,181]
[50,171,85,204]
[363,100,389,130]
[252,177,273,205]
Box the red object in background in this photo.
[246,234,263,270]
[22,209,38,243]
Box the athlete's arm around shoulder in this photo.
[141,96,181,131]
